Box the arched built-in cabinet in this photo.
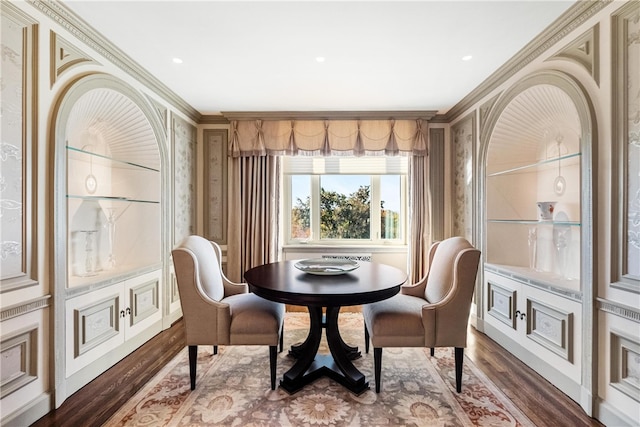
[52,74,169,406]
[479,71,595,413]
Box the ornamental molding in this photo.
[50,30,100,87]
[144,94,168,133]
[26,0,611,125]
[479,94,500,134]
[547,25,600,86]
[27,0,200,122]
[597,298,640,323]
[1,295,51,321]
[446,0,611,122]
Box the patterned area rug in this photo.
[105,313,534,426]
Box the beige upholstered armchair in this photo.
[363,236,481,393]
[172,235,285,390]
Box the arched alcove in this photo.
[486,84,582,286]
[478,70,596,413]
[50,73,168,407]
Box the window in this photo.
[284,156,407,245]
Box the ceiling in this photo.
[60,1,576,116]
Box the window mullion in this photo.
[284,175,292,241]
[311,175,320,242]
[371,175,381,242]
[402,175,408,243]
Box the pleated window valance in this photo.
[229,119,430,157]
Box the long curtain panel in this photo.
[226,155,280,282]
[409,154,431,283]
[227,118,431,282]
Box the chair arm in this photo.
[209,240,249,297]
[183,297,232,345]
[420,247,480,348]
[401,275,427,297]
[223,280,249,296]
[421,304,437,345]
[402,240,439,298]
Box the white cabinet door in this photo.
[65,269,162,377]
[485,270,581,384]
[123,270,162,339]
[65,284,125,376]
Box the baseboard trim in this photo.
[595,397,638,427]
[483,322,583,405]
[64,320,163,400]
[2,392,51,427]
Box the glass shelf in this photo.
[487,219,581,227]
[66,145,159,172]
[487,152,581,177]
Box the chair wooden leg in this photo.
[364,324,370,354]
[430,348,435,357]
[279,325,284,353]
[454,347,464,393]
[213,345,218,355]
[269,345,278,390]
[374,347,382,393]
[188,345,197,390]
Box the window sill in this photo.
[282,244,408,254]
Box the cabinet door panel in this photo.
[527,298,573,362]
[65,285,125,376]
[487,279,518,328]
[125,270,162,338]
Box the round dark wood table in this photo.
[244,260,407,395]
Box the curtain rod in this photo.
[220,111,439,121]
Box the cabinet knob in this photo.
[120,310,125,318]
[126,307,131,315]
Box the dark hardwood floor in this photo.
[32,314,602,427]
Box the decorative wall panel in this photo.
[429,128,445,241]
[0,3,37,292]
[204,129,228,244]
[0,325,37,397]
[527,298,573,361]
[452,113,475,243]
[172,115,196,246]
[50,31,99,87]
[549,25,599,85]
[612,1,640,293]
[610,330,640,403]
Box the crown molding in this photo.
[221,110,438,121]
[444,0,611,122]
[429,114,449,124]
[28,0,201,123]
[200,115,230,125]
[26,1,611,126]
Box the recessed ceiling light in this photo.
[172,58,183,64]
[316,56,325,63]
[462,55,473,61]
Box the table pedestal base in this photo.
[280,306,369,395]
